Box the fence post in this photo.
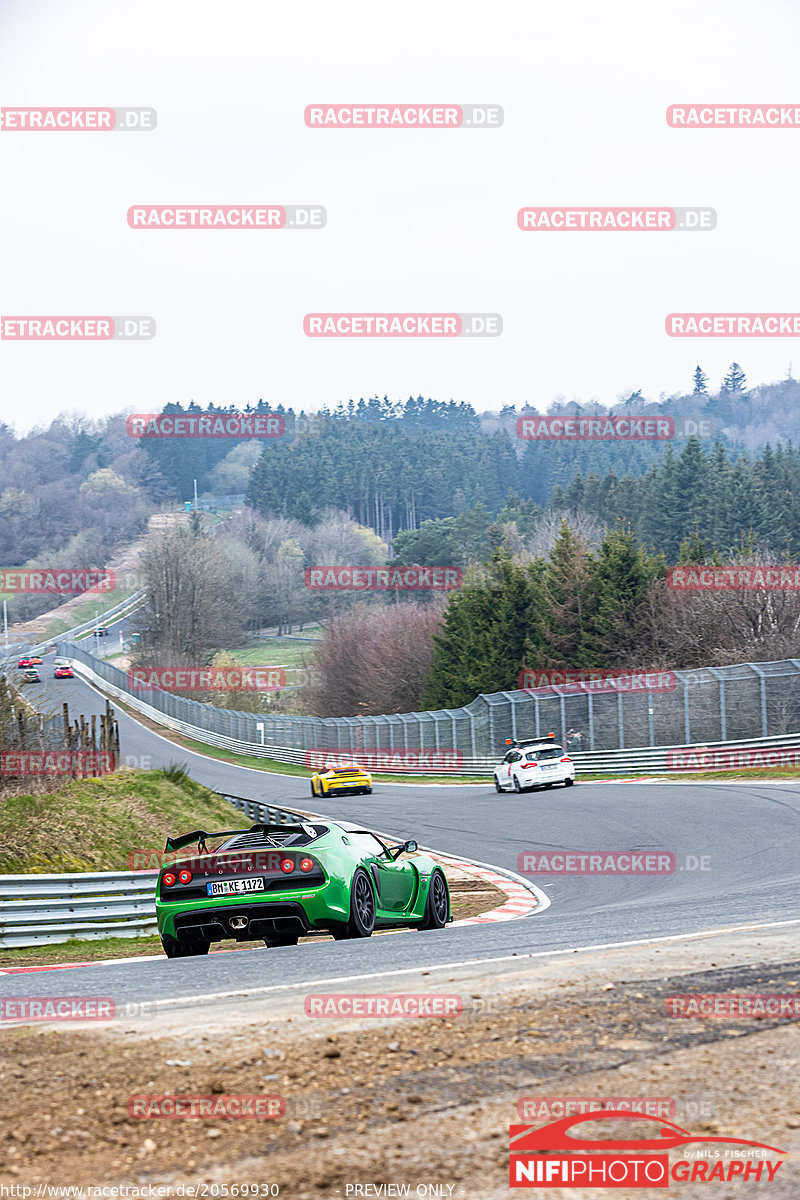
[648,694,655,746]
[683,680,691,745]
[617,690,624,749]
[708,668,726,741]
[750,664,768,738]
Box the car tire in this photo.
[564,777,574,787]
[340,868,375,938]
[365,787,373,794]
[417,868,449,930]
[310,780,317,796]
[513,774,521,793]
[494,776,503,793]
[160,934,210,959]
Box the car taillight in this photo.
[280,858,295,873]
[560,756,572,763]
[178,869,192,884]
[299,858,314,873]
[524,761,538,768]
[163,872,176,887]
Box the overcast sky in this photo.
[2,0,799,433]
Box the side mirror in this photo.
[404,839,418,853]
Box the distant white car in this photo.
[493,737,575,793]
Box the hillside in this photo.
[0,768,239,873]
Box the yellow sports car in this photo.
[310,762,373,797]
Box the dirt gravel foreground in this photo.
[1,927,799,1200]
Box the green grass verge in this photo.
[624,766,800,783]
[0,935,165,967]
[225,637,320,670]
[0,768,240,874]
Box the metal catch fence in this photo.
[59,640,800,765]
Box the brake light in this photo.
[280,858,295,873]
[163,872,176,887]
[178,869,192,884]
[299,858,314,873]
[560,756,572,763]
[524,760,538,768]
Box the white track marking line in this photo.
[138,917,800,1010]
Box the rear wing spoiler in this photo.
[164,828,248,854]
[164,822,319,853]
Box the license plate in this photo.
[206,877,266,896]
[541,764,557,771]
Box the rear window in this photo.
[218,825,329,850]
[521,745,563,760]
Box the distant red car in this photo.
[17,657,34,668]
[54,665,74,679]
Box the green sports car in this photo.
[155,819,452,958]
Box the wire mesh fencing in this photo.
[59,641,800,763]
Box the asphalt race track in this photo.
[3,654,799,1009]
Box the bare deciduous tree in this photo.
[132,527,248,668]
[306,600,446,717]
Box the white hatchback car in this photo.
[493,738,575,793]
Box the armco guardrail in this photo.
[31,588,146,655]
[4,589,147,663]
[0,796,307,948]
[0,871,159,949]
